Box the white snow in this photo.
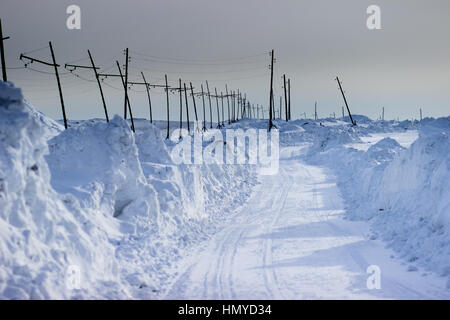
[0,81,449,299]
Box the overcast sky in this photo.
[1,0,449,121]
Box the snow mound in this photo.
[297,116,450,277]
[366,137,404,163]
[0,82,257,298]
[46,116,165,234]
[0,82,125,299]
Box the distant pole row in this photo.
[1,19,366,134]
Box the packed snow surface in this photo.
[0,81,449,299]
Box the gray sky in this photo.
[1,0,449,121]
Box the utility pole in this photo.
[242,93,246,118]
[0,19,10,82]
[420,108,422,121]
[283,74,288,122]
[165,74,170,139]
[123,48,129,119]
[236,90,240,121]
[49,42,67,130]
[206,80,213,128]
[232,91,236,122]
[141,72,153,123]
[115,62,135,132]
[214,87,221,128]
[269,49,275,130]
[314,101,318,120]
[116,61,135,132]
[342,106,345,119]
[171,81,191,136]
[21,42,68,129]
[65,49,109,122]
[179,79,183,138]
[288,78,291,121]
[105,71,165,125]
[279,96,282,120]
[234,91,237,122]
[184,83,190,135]
[221,91,225,126]
[225,85,231,124]
[190,82,199,132]
[335,76,356,125]
[382,107,384,121]
[88,50,108,122]
[201,84,207,131]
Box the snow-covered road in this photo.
[164,151,450,299]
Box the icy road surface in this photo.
[164,151,449,299]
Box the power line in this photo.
[22,45,49,55]
[131,55,267,66]
[130,50,268,63]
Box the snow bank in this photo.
[0,82,256,299]
[0,82,126,299]
[295,117,450,278]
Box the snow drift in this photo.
[0,82,256,299]
[296,117,450,279]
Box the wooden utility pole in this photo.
[201,84,207,131]
[65,50,109,122]
[278,97,281,120]
[243,94,246,118]
[236,89,241,121]
[225,85,231,124]
[420,108,422,121]
[268,50,275,130]
[283,75,288,122]
[189,82,199,132]
[234,91,237,122]
[171,81,191,136]
[214,87,221,128]
[382,107,384,121]
[165,74,170,139]
[342,106,345,118]
[288,78,291,121]
[123,48,129,119]
[314,102,318,120]
[206,80,213,128]
[141,72,153,123]
[184,83,190,135]
[220,91,225,126]
[0,19,10,82]
[21,42,68,129]
[88,50,108,122]
[118,71,166,123]
[127,76,166,124]
[179,78,183,138]
[231,91,235,122]
[116,61,135,132]
[335,76,356,125]
[49,42,68,129]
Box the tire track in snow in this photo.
[261,171,293,300]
